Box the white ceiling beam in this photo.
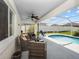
[39,0,78,22]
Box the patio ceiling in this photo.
[14,0,79,23]
[14,0,66,21]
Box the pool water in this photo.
[48,35,79,44]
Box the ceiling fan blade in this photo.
[35,16,39,20]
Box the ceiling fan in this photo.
[26,13,40,22]
[31,14,39,20]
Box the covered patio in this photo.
[0,0,79,59]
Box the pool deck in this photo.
[65,44,79,53]
[45,37,79,59]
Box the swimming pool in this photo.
[48,35,79,44]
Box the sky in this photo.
[41,6,79,26]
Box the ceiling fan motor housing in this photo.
[31,14,39,20]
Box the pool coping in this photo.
[44,36,73,46]
[46,33,79,39]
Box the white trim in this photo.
[3,0,16,14]
[39,0,77,22]
[8,8,10,36]
[12,13,15,35]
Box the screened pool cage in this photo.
[39,15,79,35]
[39,6,79,35]
[56,15,79,35]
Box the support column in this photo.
[34,23,38,38]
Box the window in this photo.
[21,24,32,33]
[0,0,14,41]
[0,0,8,41]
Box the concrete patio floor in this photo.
[21,39,79,59]
[46,39,79,59]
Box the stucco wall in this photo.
[0,36,16,59]
[0,0,21,59]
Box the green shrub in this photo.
[73,31,79,36]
